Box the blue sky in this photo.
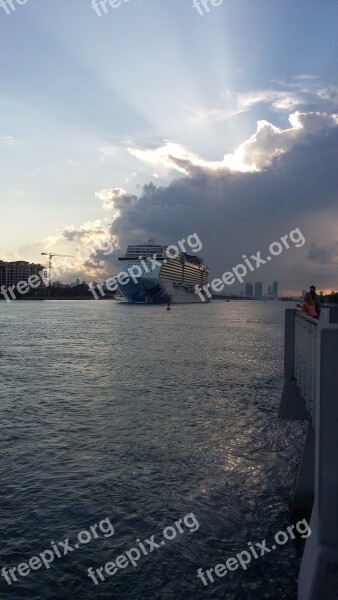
[1,0,338,292]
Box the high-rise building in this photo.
[273,281,278,297]
[0,261,44,289]
[245,282,253,297]
[254,282,263,298]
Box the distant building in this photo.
[268,285,272,295]
[245,282,253,297]
[76,278,80,286]
[0,260,44,288]
[254,282,263,298]
[273,281,278,297]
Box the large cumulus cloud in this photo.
[71,112,338,292]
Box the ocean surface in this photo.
[0,299,306,600]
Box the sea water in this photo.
[0,300,305,599]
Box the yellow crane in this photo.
[41,252,74,286]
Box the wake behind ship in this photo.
[117,243,210,303]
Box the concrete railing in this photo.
[294,311,319,417]
[279,307,338,600]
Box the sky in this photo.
[0,0,338,294]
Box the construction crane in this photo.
[41,252,74,286]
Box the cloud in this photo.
[62,218,119,276]
[275,77,338,112]
[308,242,338,265]
[128,143,203,174]
[17,220,117,283]
[128,112,338,173]
[63,219,111,244]
[18,234,63,260]
[98,144,120,161]
[227,89,301,114]
[0,136,15,145]
[188,90,303,124]
[95,187,137,212]
[236,111,338,170]
[21,110,337,292]
[316,87,338,103]
[189,80,338,127]
[105,112,338,292]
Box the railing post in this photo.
[284,308,296,380]
[298,325,338,599]
[316,326,338,545]
[290,423,315,524]
[311,326,318,415]
[279,310,309,420]
[327,306,338,323]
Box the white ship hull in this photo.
[118,276,210,304]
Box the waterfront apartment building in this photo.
[273,281,279,296]
[0,261,45,288]
[254,282,263,298]
[245,282,253,297]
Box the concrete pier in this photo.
[279,308,338,600]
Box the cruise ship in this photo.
[117,243,210,303]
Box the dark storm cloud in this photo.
[105,124,338,291]
[308,242,338,265]
[69,114,335,290]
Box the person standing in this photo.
[309,285,321,316]
[302,293,318,318]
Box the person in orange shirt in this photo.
[309,285,321,316]
[302,292,318,318]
